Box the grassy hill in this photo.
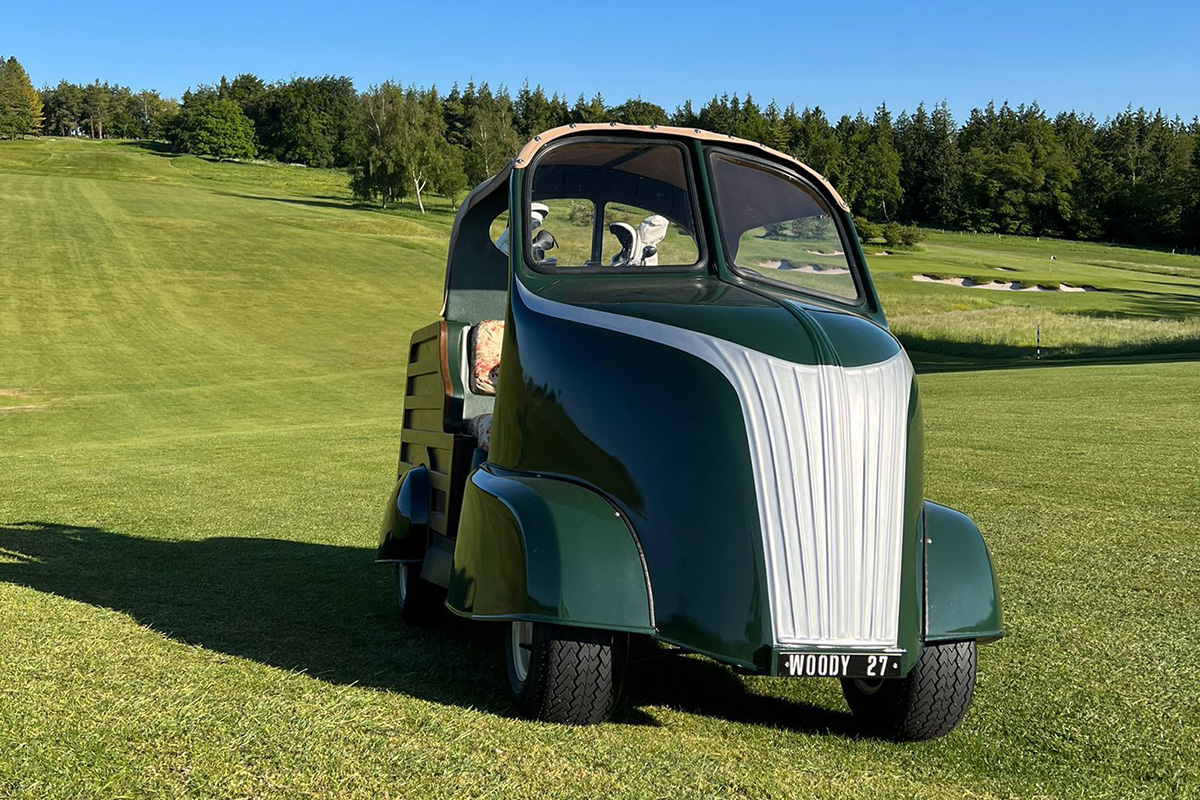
[1,138,1197,799]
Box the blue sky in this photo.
[8,0,1198,121]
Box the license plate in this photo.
[777,652,901,678]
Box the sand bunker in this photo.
[758,259,850,275]
[911,275,1097,292]
[805,249,844,256]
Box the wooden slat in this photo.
[401,428,451,448]
[403,393,443,410]
[407,353,440,377]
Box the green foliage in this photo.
[350,83,463,213]
[39,80,176,140]
[879,223,924,247]
[170,89,256,160]
[567,200,592,226]
[0,56,43,138]
[17,59,1200,247]
[461,83,521,186]
[853,215,883,241]
[608,97,669,127]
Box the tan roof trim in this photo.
[513,123,850,213]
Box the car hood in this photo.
[533,275,903,369]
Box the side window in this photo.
[527,140,702,272]
[710,153,860,303]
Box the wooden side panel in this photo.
[398,321,474,538]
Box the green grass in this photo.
[2,138,1198,799]
[864,232,1200,361]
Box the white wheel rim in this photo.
[396,564,408,606]
[511,621,533,682]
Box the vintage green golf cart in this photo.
[377,124,1002,738]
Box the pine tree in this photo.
[0,56,43,138]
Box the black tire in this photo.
[841,640,977,741]
[505,621,626,725]
[395,562,444,625]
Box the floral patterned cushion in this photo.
[469,319,504,395]
[467,413,493,451]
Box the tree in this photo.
[170,88,256,160]
[81,81,112,139]
[896,102,961,226]
[0,56,43,138]
[40,80,83,136]
[463,84,520,186]
[786,105,841,179]
[858,104,903,221]
[251,76,358,167]
[609,97,669,126]
[401,87,460,214]
[350,83,462,212]
[570,92,607,124]
[514,81,560,138]
[350,82,407,209]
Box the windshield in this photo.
[524,139,703,272]
[708,151,861,303]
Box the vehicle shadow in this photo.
[0,521,857,735]
[0,520,511,715]
[622,644,860,737]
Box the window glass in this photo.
[527,140,701,271]
[709,152,859,302]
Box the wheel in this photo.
[395,562,444,625]
[841,640,977,741]
[504,621,626,725]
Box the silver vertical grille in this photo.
[719,350,912,648]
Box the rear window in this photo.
[524,139,703,272]
[709,151,861,304]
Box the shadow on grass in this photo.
[114,140,179,157]
[901,330,1200,373]
[215,192,360,211]
[0,521,856,735]
[622,644,859,736]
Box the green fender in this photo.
[446,466,655,635]
[376,465,429,562]
[923,501,1004,642]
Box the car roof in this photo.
[514,123,850,213]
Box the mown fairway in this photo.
[1,139,1197,799]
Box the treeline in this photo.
[3,51,1197,247]
[163,79,1200,247]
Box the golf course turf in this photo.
[1,138,1197,799]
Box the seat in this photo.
[466,319,504,451]
[468,319,504,395]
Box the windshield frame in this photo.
[521,135,708,276]
[706,147,867,309]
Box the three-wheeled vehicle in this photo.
[378,124,1002,739]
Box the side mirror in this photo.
[641,245,657,259]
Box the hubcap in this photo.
[511,621,534,682]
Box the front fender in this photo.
[924,501,1003,642]
[446,466,655,635]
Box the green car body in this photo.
[378,125,1001,688]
